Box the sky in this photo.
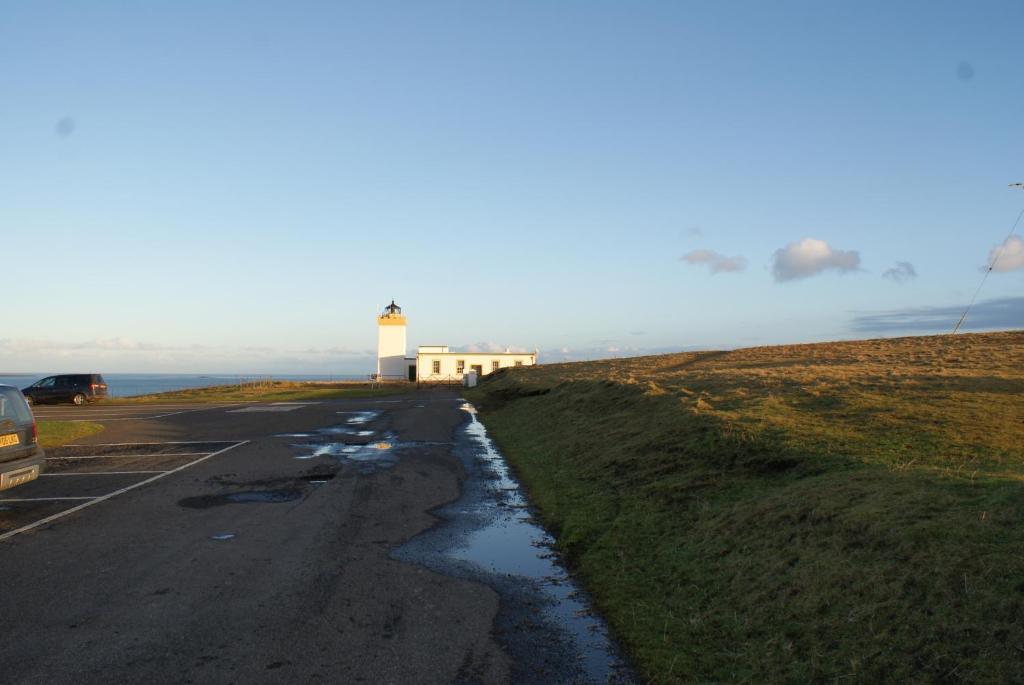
[2,1,1022,374]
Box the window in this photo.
[515,361,523,367]
[456,359,465,373]
[492,360,500,372]
[432,360,441,374]
[0,388,31,422]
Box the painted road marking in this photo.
[33,405,240,422]
[33,407,204,413]
[0,497,95,502]
[40,471,168,476]
[47,452,208,460]
[227,406,302,413]
[0,440,249,543]
[66,441,243,447]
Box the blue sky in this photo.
[2,1,1022,373]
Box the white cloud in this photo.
[681,249,747,274]
[882,261,917,283]
[989,235,1024,272]
[772,238,861,282]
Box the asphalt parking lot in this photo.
[0,394,634,684]
[0,439,248,541]
[0,393,518,684]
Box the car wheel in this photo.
[72,393,87,406]
[24,395,33,406]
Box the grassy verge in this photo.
[467,331,1024,683]
[37,421,105,448]
[104,381,407,404]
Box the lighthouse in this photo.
[376,300,408,380]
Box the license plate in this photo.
[0,465,38,490]
[0,433,20,448]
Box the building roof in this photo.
[415,350,536,356]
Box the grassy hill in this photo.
[466,331,1024,683]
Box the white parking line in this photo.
[41,471,168,476]
[227,404,309,413]
[47,453,208,460]
[34,405,240,422]
[66,441,242,446]
[33,411,209,418]
[0,440,249,543]
[33,407,201,414]
[0,497,95,502]
[62,410,200,422]
[33,412,160,417]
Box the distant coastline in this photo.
[0,373,368,398]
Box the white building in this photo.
[376,301,408,380]
[375,301,537,382]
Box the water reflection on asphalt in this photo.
[393,403,636,684]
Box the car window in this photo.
[0,389,32,423]
[56,377,73,388]
[34,377,56,388]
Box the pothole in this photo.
[301,474,336,484]
[179,489,303,509]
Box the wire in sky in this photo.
[952,190,1024,334]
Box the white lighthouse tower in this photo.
[376,300,408,380]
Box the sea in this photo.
[0,373,367,398]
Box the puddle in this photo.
[318,427,375,437]
[210,533,236,541]
[335,411,379,425]
[281,418,451,474]
[393,403,636,683]
[180,489,303,509]
[279,412,398,471]
[292,436,399,469]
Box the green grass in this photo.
[37,420,104,448]
[104,381,407,404]
[467,331,1024,683]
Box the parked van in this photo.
[22,374,108,406]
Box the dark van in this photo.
[22,374,109,406]
[0,385,44,491]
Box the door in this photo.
[54,376,75,402]
[408,365,416,382]
[30,376,57,403]
[471,365,483,376]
